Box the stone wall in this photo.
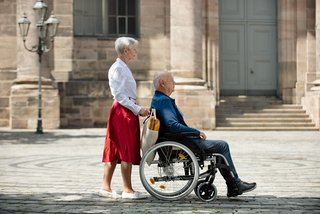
[0,0,17,127]
[54,0,170,128]
[0,71,17,127]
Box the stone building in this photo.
[0,0,319,131]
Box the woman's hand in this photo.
[139,108,150,117]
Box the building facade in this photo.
[0,0,319,130]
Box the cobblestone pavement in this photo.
[0,128,319,213]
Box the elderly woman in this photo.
[99,37,149,199]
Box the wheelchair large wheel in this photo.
[140,141,199,201]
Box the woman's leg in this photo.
[121,161,134,193]
[102,161,117,191]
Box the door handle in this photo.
[250,69,254,74]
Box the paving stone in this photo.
[0,129,319,213]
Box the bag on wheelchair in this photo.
[140,108,160,164]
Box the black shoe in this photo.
[227,180,257,197]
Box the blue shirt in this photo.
[151,90,200,138]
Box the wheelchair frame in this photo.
[139,140,233,202]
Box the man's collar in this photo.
[155,90,174,101]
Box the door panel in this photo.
[219,0,245,21]
[247,0,277,21]
[248,24,277,92]
[220,24,245,91]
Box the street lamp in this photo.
[18,0,60,134]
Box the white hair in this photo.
[115,37,138,55]
[153,71,170,90]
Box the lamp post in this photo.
[18,0,59,134]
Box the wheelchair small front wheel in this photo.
[196,182,217,202]
[194,180,206,198]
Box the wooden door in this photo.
[219,0,277,95]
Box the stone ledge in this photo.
[13,76,54,85]
[0,70,17,80]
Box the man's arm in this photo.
[157,98,200,134]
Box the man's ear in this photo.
[160,79,165,87]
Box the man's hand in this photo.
[199,131,207,140]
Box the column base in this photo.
[10,77,60,130]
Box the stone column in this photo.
[305,0,316,91]
[302,0,320,130]
[295,0,307,104]
[170,0,202,78]
[317,0,320,78]
[10,0,60,129]
[278,0,297,103]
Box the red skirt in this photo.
[102,101,141,165]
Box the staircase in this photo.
[216,96,317,131]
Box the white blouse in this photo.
[108,58,141,115]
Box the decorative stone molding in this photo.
[311,79,320,91]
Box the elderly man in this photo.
[150,71,256,197]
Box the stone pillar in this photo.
[302,0,320,130]
[11,0,60,129]
[16,1,40,79]
[295,0,307,104]
[51,0,74,82]
[305,0,316,92]
[170,0,202,78]
[317,0,320,78]
[206,0,219,101]
[278,0,297,103]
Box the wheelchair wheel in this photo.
[140,141,199,201]
[194,180,206,197]
[196,182,217,202]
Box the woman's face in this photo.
[124,46,138,61]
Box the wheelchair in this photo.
[139,132,233,202]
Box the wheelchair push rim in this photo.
[140,141,199,201]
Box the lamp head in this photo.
[33,0,48,21]
[18,13,31,38]
[45,12,60,38]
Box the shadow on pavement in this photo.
[0,130,105,145]
[0,193,319,213]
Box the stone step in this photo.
[218,104,302,109]
[217,113,309,118]
[215,126,319,131]
[216,96,317,131]
[218,121,315,127]
[217,117,312,122]
[217,109,308,115]
[219,96,281,103]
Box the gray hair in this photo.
[153,71,170,90]
[115,37,138,55]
